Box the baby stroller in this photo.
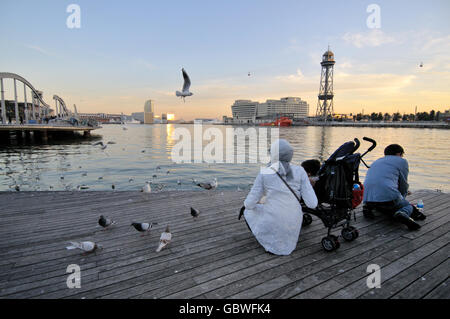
[301,137,377,252]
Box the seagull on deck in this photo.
[175,68,194,102]
[156,226,172,252]
[66,241,103,254]
[98,215,116,229]
[141,181,152,193]
[131,222,158,236]
[92,141,107,150]
[194,178,218,190]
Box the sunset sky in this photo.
[1,0,449,120]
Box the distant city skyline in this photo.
[1,0,449,120]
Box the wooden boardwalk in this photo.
[0,190,448,299]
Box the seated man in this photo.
[363,144,425,230]
[301,159,321,186]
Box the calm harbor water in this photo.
[0,124,449,193]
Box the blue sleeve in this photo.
[398,160,409,197]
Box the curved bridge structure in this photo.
[53,94,72,119]
[0,72,55,124]
[0,72,99,140]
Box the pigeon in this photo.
[190,207,201,219]
[195,178,218,190]
[156,226,172,252]
[131,222,158,236]
[175,68,194,102]
[92,141,107,150]
[141,182,152,193]
[98,215,116,229]
[66,241,102,254]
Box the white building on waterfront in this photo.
[231,97,309,124]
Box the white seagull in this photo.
[141,181,152,193]
[175,68,193,102]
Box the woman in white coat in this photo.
[243,139,318,255]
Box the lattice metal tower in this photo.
[316,47,335,121]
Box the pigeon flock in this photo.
[65,176,219,255]
[66,213,179,254]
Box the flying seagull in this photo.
[175,68,194,102]
[98,215,116,229]
[92,141,107,150]
[66,241,103,254]
[131,222,158,236]
[156,226,172,252]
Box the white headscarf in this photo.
[269,139,294,181]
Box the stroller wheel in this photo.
[342,227,357,242]
[322,235,340,252]
[303,213,313,227]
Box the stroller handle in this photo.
[353,138,360,153]
[363,137,377,152]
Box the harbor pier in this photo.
[0,124,99,143]
[0,72,101,142]
[0,189,448,299]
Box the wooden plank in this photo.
[391,257,449,299]
[423,278,450,299]
[325,231,449,299]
